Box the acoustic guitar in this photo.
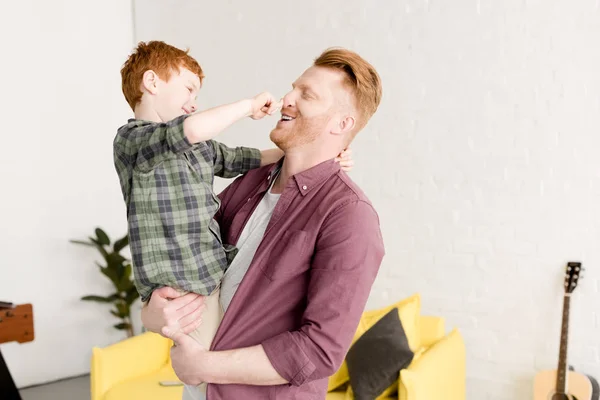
[533,262,599,400]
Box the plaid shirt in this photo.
[113,114,261,301]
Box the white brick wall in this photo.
[135,0,600,398]
[0,0,134,387]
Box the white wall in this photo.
[135,1,600,398]
[0,0,135,388]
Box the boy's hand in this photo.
[141,286,206,338]
[249,92,282,120]
[335,148,354,172]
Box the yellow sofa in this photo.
[91,293,465,400]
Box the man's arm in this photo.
[167,200,385,386]
[167,340,287,386]
[259,200,385,385]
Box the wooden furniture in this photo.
[0,303,34,400]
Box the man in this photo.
[142,47,385,399]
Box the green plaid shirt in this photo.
[113,114,261,301]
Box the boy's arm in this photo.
[183,92,281,143]
[183,99,252,143]
[210,141,262,178]
[211,143,284,179]
[116,92,280,171]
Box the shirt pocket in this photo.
[261,230,310,281]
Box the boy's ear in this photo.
[142,70,159,95]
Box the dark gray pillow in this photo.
[345,308,414,400]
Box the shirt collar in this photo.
[127,118,152,126]
[262,158,341,196]
[284,158,342,197]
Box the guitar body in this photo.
[533,262,599,400]
[533,369,597,400]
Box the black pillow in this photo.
[345,308,414,400]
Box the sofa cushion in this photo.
[399,328,466,400]
[327,293,421,392]
[345,308,414,400]
[343,385,397,400]
[362,293,421,351]
[103,365,183,400]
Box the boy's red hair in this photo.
[121,41,204,110]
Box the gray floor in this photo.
[19,374,90,400]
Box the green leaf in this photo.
[95,228,110,246]
[69,240,96,247]
[117,277,134,292]
[110,310,120,318]
[116,302,130,318]
[81,295,114,302]
[107,293,122,301]
[114,322,131,330]
[107,252,128,267]
[125,287,140,305]
[89,238,109,259]
[123,264,132,280]
[116,267,134,292]
[113,235,129,253]
[100,266,121,288]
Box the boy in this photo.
[113,41,351,355]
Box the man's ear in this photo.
[141,70,159,95]
[331,115,356,136]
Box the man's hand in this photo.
[335,147,354,172]
[249,92,282,120]
[141,286,206,338]
[165,328,211,386]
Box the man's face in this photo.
[270,66,353,150]
[154,67,201,122]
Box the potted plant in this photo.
[71,228,139,338]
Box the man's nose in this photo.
[282,92,295,108]
[189,102,197,112]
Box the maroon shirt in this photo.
[208,158,385,399]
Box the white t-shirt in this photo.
[183,181,281,400]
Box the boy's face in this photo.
[150,67,201,122]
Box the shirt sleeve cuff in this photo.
[238,147,262,173]
[165,114,193,154]
[261,332,316,387]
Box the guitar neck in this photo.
[556,293,570,394]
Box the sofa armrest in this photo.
[398,328,466,400]
[91,332,172,400]
[418,315,445,348]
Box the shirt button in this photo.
[302,185,307,190]
[247,198,251,202]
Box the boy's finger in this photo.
[267,100,282,115]
[154,286,181,301]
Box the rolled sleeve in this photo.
[115,114,193,171]
[164,114,193,154]
[262,332,316,386]
[209,140,261,178]
[261,200,385,386]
